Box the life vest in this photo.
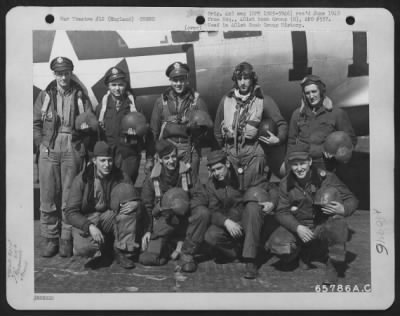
[98,90,137,124]
[221,91,263,140]
[150,161,190,205]
[41,82,85,121]
[159,90,199,140]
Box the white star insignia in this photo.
[33,31,125,109]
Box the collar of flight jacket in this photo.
[299,96,333,117]
[286,166,326,192]
[45,79,83,96]
[162,86,196,103]
[226,84,264,100]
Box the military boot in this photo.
[244,261,258,279]
[114,248,135,269]
[177,253,197,273]
[59,239,73,257]
[328,243,346,262]
[322,259,338,285]
[41,238,59,257]
[138,252,167,266]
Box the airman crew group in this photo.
[34,57,358,285]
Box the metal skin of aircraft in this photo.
[32,30,370,207]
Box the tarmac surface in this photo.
[34,211,370,293]
[33,155,371,293]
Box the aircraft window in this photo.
[223,31,262,39]
[171,31,200,43]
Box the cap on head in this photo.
[300,75,326,95]
[155,139,176,158]
[287,143,311,162]
[232,61,257,82]
[93,141,113,157]
[166,62,190,79]
[50,56,74,72]
[206,150,227,166]
[104,67,128,85]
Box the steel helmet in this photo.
[120,112,149,137]
[258,118,278,138]
[75,112,99,132]
[243,186,271,203]
[161,188,190,216]
[187,110,213,129]
[323,131,353,163]
[110,183,140,211]
[314,187,343,207]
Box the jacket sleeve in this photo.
[150,98,163,140]
[262,96,288,143]
[325,173,359,216]
[275,181,301,233]
[140,174,155,232]
[287,109,300,150]
[213,97,225,148]
[33,91,45,152]
[64,175,93,234]
[208,186,227,227]
[335,108,357,147]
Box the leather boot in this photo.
[59,239,73,257]
[177,254,197,273]
[139,252,167,266]
[244,261,258,279]
[329,243,346,262]
[322,259,338,285]
[114,248,135,269]
[41,238,59,257]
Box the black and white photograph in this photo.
[6,6,394,310]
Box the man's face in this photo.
[303,84,322,107]
[290,158,312,179]
[159,150,178,171]
[54,70,72,89]
[108,79,127,99]
[236,74,253,95]
[94,156,113,178]
[170,75,189,95]
[209,161,230,182]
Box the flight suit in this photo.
[214,86,288,188]
[287,97,356,170]
[139,161,210,265]
[97,92,153,184]
[266,167,359,263]
[200,170,279,261]
[150,88,209,185]
[33,80,92,243]
[64,164,144,258]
